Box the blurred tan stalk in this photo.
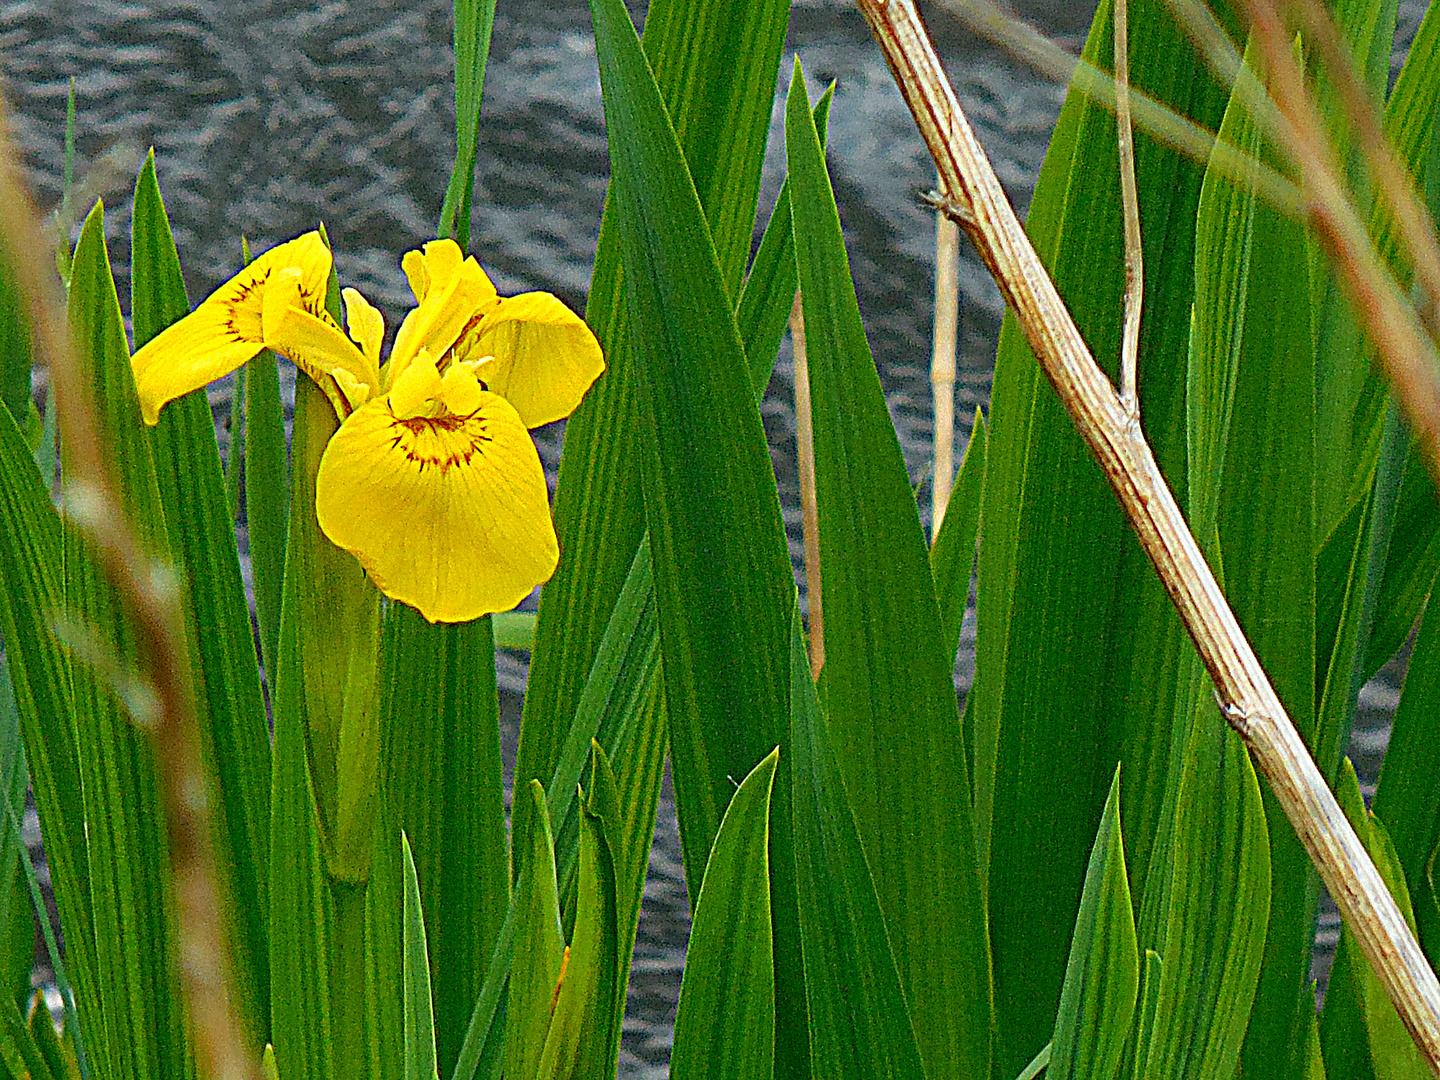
[0,95,264,1080]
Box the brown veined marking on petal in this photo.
[387,412,494,474]
[220,266,271,343]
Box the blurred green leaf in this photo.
[788,612,926,1080]
[670,749,778,1080]
[787,58,990,1079]
[493,612,535,651]
[382,608,507,1079]
[131,154,273,1047]
[931,408,987,667]
[591,0,793,902]
[65,201,189,1080]
[1048,766,1138,1080]
[437,0,497,248]
[505,783,566,1080]
[403,834,440,1080]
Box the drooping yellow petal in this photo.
[314,392,559,623]
[465,293,605,428]
[130,231,331,425]
[390,254,498,385]
[262,275,377,418]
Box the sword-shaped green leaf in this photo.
[590,0,793,897]
[1049,767,1138,1080]
[65,201,189,1080]
[789,612,926,1080]
[671,749,778,1080]
[131,154,272,1047]
[787,57,990,1079]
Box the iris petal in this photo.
[315,392,558,623]
[263,284,378,419]
[466,292,605,428]
[131,231,330,425]
[390,251,498,384]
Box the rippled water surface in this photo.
[1,1,1429,1075]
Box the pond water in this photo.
[0,0,1429,1075]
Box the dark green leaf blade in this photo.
[0,404,95,1072]
[670,749,778,1080]
[131,154,272,1047]
[381,608,507,1080]
[504,783,566,1080]
[1375,590,1440,967]
[789,614,926,1080]
[931,408,987,667]
[519,0,791,885]
[590,0,794,896]
[970,5,1241,1071]
[437,0,497,248]
[1143,715,1271,1080]
[245,344,288,685]
[787,59,990,1079]
[1048,766,1138,1080]
[66,201,190,1080]
[403,833,440,1080]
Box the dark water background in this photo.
[0,0,1430,1074]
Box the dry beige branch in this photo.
[932,0,1304,216]
[0,96,263,1080]
[853,0,1440,1071]
[1286,0,1440,337]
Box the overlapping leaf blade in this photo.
[786,59,990,1080]
[1048,767,1138,1080]
[590,0,793,899]
[971,6,1241,1071]
[64,202,189,1080]
[670,749,778,1080]
[788,614,926,1080]
[381,608,507,1080]
[518,0,791,883]
[131,155,272,1047]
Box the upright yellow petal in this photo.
[315,392,559,623]
[465,293,605,428]
[342,287,385,371]
[130,231,331,425]
[391,256,499,380]
[400,239,466,304]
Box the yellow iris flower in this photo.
[131,232,605,623]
